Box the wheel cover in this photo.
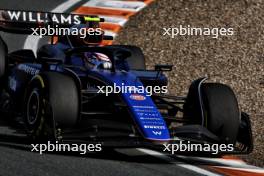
[26,90,40,125]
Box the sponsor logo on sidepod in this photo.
[130,94,146,101]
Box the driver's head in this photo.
[84,52,112,70]
[68,21,104,46]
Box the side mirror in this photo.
[154,64,173,79]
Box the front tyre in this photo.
[202,83,240,144]
[25,75,55,141]
[25,72,79,141]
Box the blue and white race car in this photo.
[0,10,253,155]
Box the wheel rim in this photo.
[26,90,40,125]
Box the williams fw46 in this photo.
[0,10,252,155]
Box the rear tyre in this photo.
[201,83,240,144]
[25,72,79,141]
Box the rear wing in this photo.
[0,9,104,34]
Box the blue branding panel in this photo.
[90,69,170,141]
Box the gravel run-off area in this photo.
[115,0,264,167]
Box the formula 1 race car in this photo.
[0,10,253,155]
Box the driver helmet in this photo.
[85,52,112,69]
[95,52,112,69]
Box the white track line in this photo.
[178,164,222,176]
[23,0,82,53]
[136,148,221,176]
[136,148,175,162]
[177,155,247,167]
[177,155,264,171]
[137,149,264,174]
